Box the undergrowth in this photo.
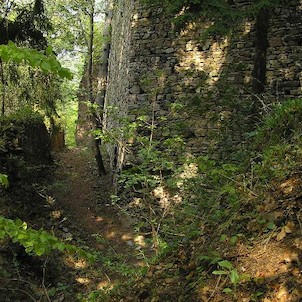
[96,98,302,301]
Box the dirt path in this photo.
[50,147,143,295]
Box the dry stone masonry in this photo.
[104,0,302,171]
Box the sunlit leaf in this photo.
[223,288,233,294]
[0,174,9,188]
[41,61,51,72]
[212,270,228,275]
[276,228,286,241]
[230,269,240,284]
[218,260,233,270]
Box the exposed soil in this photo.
[52,147,135,253]
[49,147,146,294]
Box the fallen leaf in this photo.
[284,225,292,233]
[277,228,286,241]
[286,221,295,232]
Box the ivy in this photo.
[0,41,73,80]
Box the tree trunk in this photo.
[252,8,270,115]
[0,59,5,116]
[95,1,113,109]
[91,0,113,175]
[87,0,106,176]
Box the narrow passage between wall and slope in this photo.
[49,146,147,298]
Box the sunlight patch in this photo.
[97,281,114,290]
[134,235,146,248]
[76,277,91,285]
[106,231,116,238]
[95,216,104,222]
[121,234,132,241]
[51,210,62,219]
[65,256,88,269]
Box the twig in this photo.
[10,278,35,286]
[0,286,36,302]
[207,275,222,302]
[251,93,271,114]
[103,272,111,283]
[42,256,51,302]
[263,231,275,248]
[18,289,37,302]
[216,171,258,197]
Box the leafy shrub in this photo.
[250,99,302,181]
[254,99,302,146]
[0,41,72,79]
[0,106,43,124]
[0,174,94,261]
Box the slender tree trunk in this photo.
[252,8,270,114]
[87,0,106,175]
[91,0,113,175]
[87,1,94,106]
[95,0,113,109]
[0,59,5,116]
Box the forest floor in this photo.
[1,146,302,302]
[47,146,148,300]
[0,147,149,301]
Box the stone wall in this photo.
[103,0,134,171]
[104,0,302,170]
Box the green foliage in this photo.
[250,99,302,181]
[98,96,188,256]
[253,99,302,146]
[212,260,240,286]
[57,99,78,147]
[0,41,73,80]
[140,0,288,38]
[0,106,43,123]
[0,215,95,260]
[0,0,50,47]
[0,173,9,188]
[119,102,186,193]
[0,40,73,121]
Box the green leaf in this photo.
[218,260,233,270]
[17,232,27,240]
[46,46,53,55]
[12,237,18,243]
[25,246,34,253]
[220,234,227,242]
[0,174,9,188]
[41,61,51,72]
[266,221,276,230]
[223,288,233,294]
[230,269,240,284]
[7,40,16,48]
[230,236,238,244]
[55,243,65,252]
[212,270,228,275]
[34,246,46,256]
[23,241,34,247]
[7,229,18,237]
[58,68,73,80]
